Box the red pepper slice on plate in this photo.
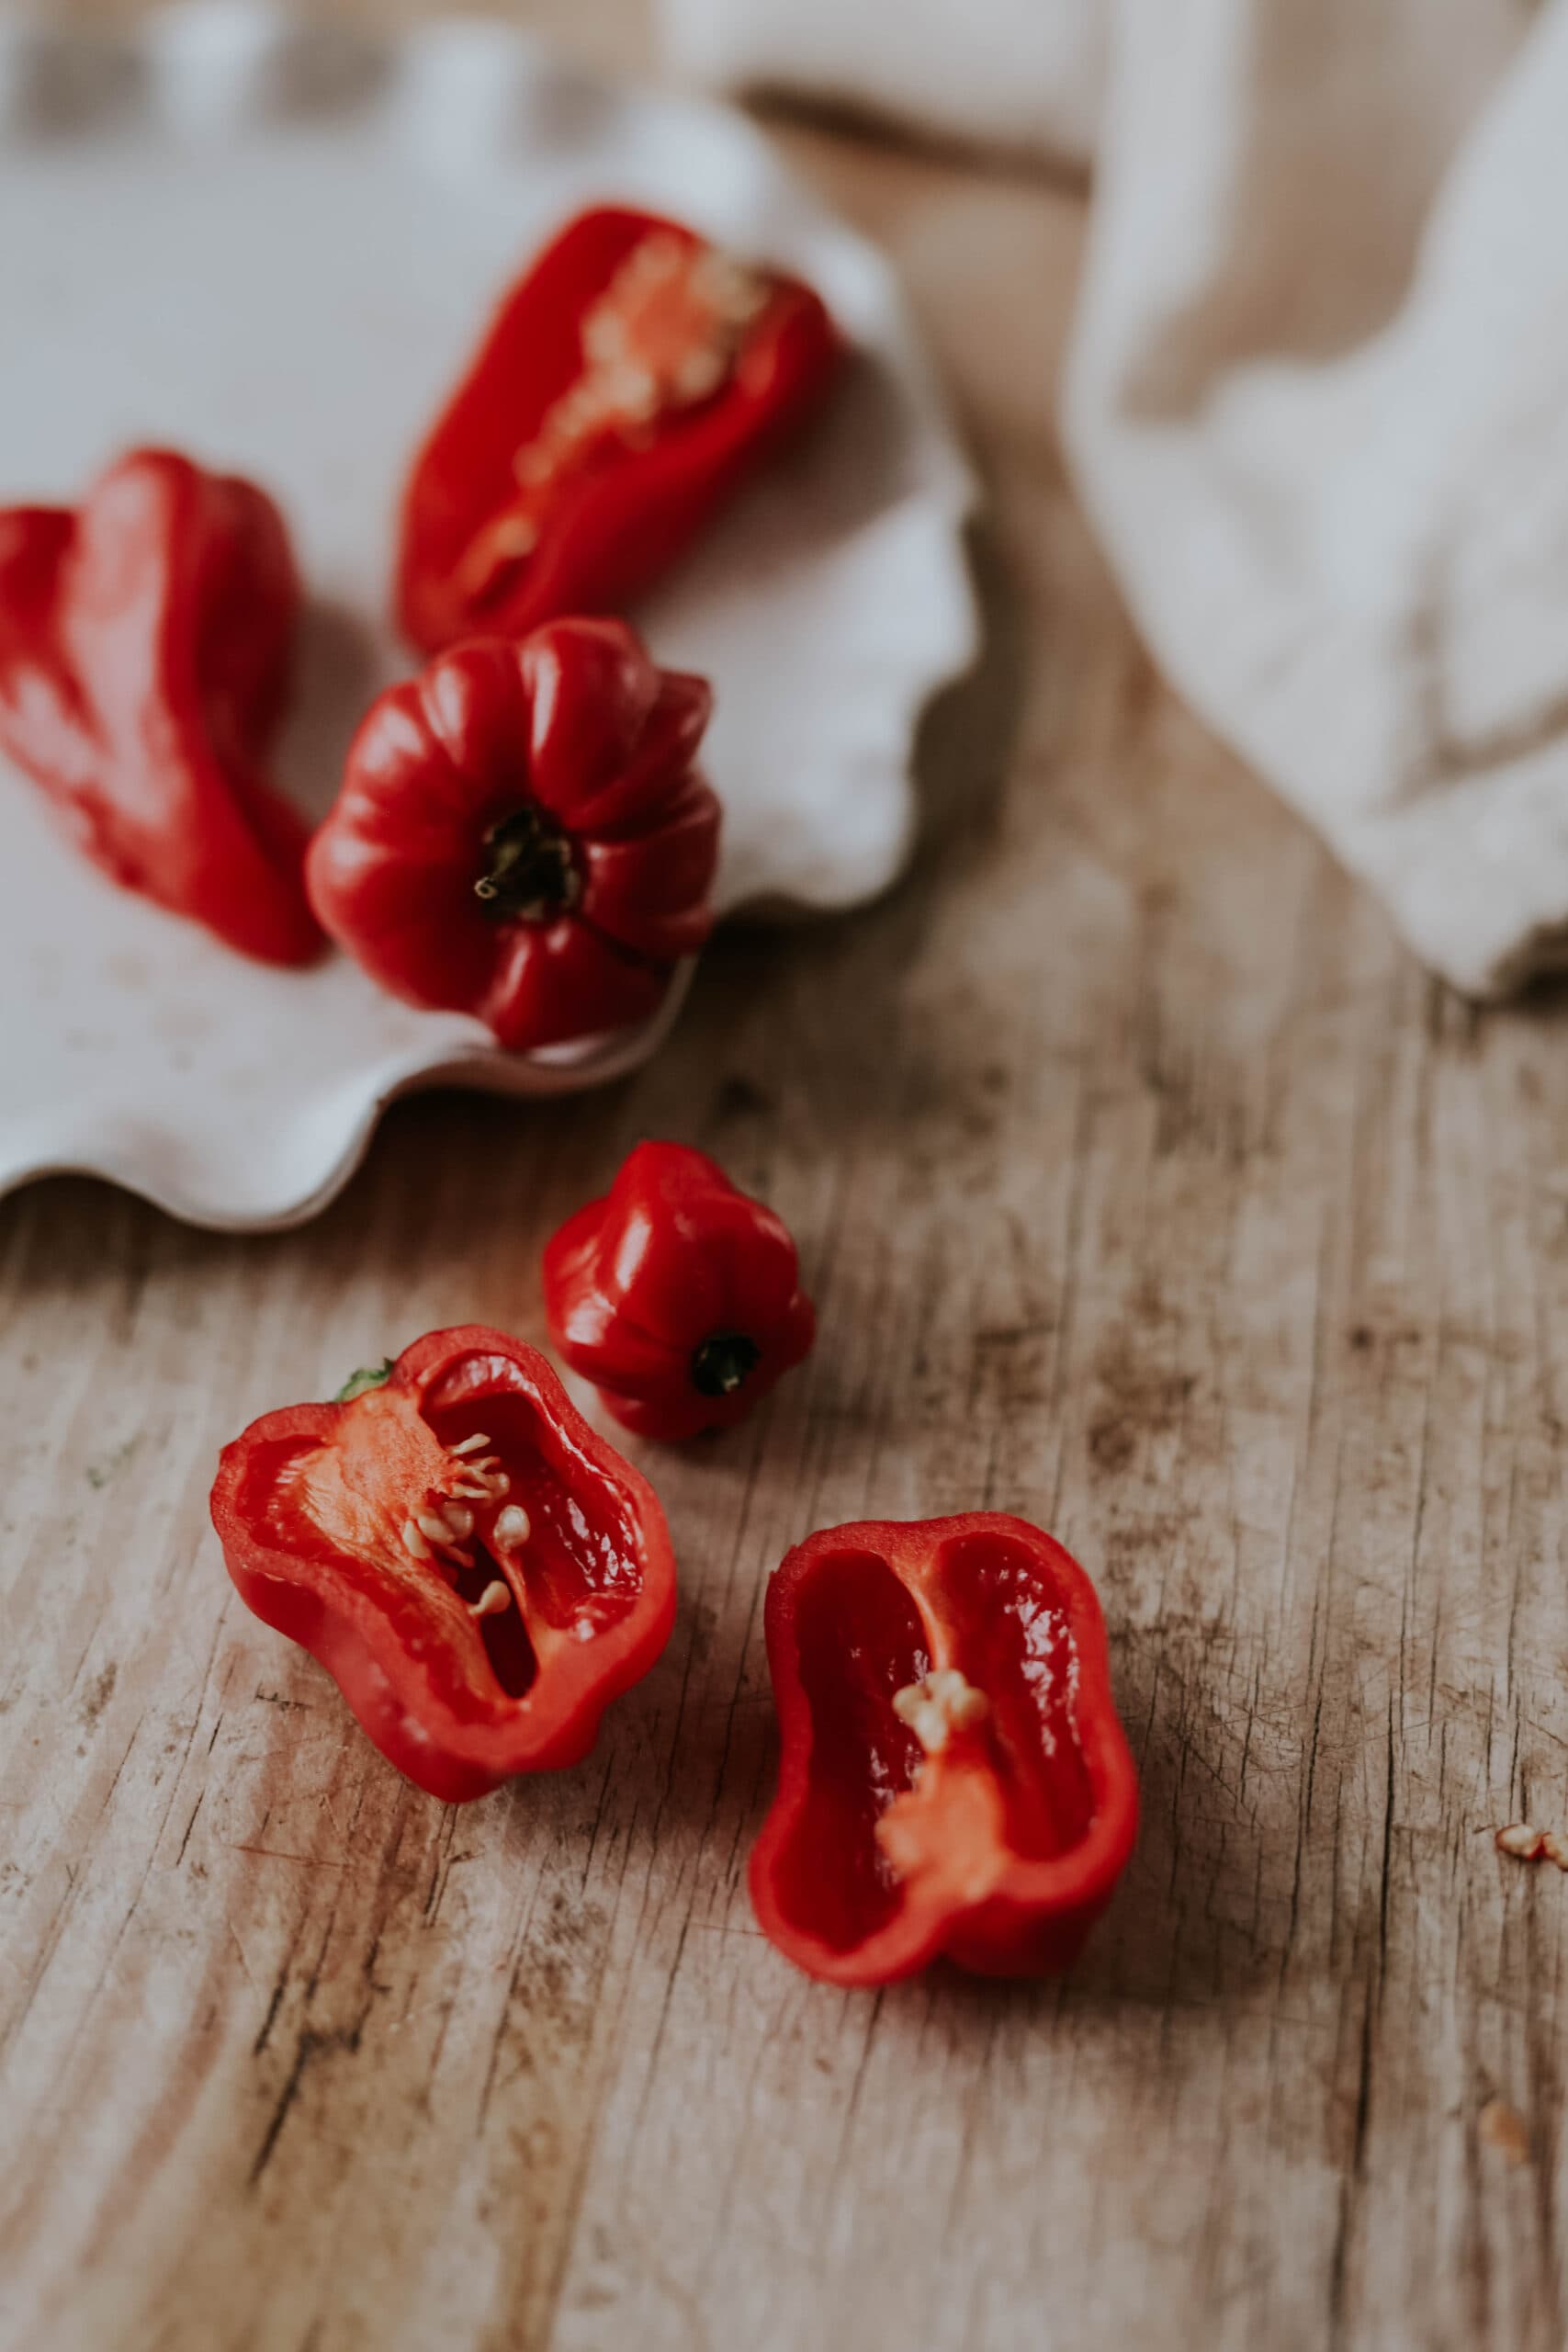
[543,1141,815,1441]
[397,206,844,653]
[750,1515,1137,1984]
[305,616,719,1053]
[0,448,321,965]
[210,1327,676,1803]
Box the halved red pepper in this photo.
[305,617,719,1053]
[543,1141,815,1441]
[0,448,321,965]
[396,205,844,653]
[209,1327,676,1803]
[750,1515,1137,1984]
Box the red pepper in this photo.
[396,206,843,653]
[305,617,719,1053]
[543,1141,816,1442]
[750,1515,1137,1984]
[0,448,321,965]
[210,1327,676,1804]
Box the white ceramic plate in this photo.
[0,1,976,1229]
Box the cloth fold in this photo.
[662,0,1568,996]
[659,0,1106,166]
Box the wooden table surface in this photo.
[7,6,1568,2348]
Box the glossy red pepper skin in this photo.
[396,206,844,653]
[0,448,321,965]
[543,1142,815,1442]
[305,617,719,1053]
[750,1515,1138,1984]
[210,1327,676,1804]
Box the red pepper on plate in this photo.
[305,616,719,1053]
[543,1141,815,1442]
[750,1514,1137,1984]
[396,206,844,653]
[210,1327,676,1803]
[0,448,321,965]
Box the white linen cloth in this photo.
[660,0,1568,996]
[658,0,1105,165]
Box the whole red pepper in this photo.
[750,1514,1137,1984]
[543,1141,816,1442]
[0,448,321,965]
[305,617,719,1053]
[396,206,843,653]
[210,1327,676,1804]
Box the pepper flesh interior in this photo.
[454,231,774,613]
[910,1530,1095,1862]
[248,1376,645,1721]
[442,1522,538,1699]
[776,1533,1096,1955]
[775,1550,931,1954]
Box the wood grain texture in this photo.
[6,8,1568,2349]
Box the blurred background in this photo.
[9,6,1568,2351]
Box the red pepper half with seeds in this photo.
[750,1515,1137,1984]
[0,448,321,965]
[210,1328,676,1803]
[396,205,844,652]
[543,1141,816,1441]
[305,617,719,1053]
